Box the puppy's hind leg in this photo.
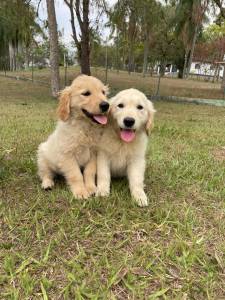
[37,149,54,190]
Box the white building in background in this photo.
[155,61,224,78]
[190,62,224,78]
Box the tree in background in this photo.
[0,0,41,71]
[138,0,162,77]
[108,1,128,71]
[110,0,140,74]
[200,23,225,81]
[46,0,60,97]
[213,0,225,19]
[109,0,187,77]
[186,0,209,77]
[152,5,185,76]
[32,38,74,67]
[0,0,224,91]
[64,0,90,75]
[64,0,106,75]
[175,0,209,78]
[207,6,225,91]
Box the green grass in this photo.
[1,76,225,299]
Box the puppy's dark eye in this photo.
[82,91,91,96]
[118,103,124,108]
[137,105,143,110]
[102,90,105,95]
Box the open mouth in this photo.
[82,109,107,125]
[120,128,136,143]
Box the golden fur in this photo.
[96,88,156,206]
[37,75,109,199]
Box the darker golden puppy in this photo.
[37,75,109,199]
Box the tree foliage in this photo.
[0,0,41,70]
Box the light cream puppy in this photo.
[97,88,155,207]
[37,75,109,199]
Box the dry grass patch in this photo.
[213,147,225,161]
[1,66,224,100]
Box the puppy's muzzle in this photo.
[123,117,135,128]
[99,101,109,113]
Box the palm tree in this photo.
[0,0,41,71]
[109,0,139,74]
[46,0,60,97]
[137,0,161,77]
[175,0,209,78]
[108,1,128,70]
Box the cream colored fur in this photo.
[37,75,109,199]
[96,88,155,207]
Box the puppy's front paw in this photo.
[71,186,90,199]
[132,189,148,207]
[86,184,97,196]
[96,186,110,197]
[41,178,54,190]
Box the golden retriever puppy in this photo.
[37,75,109,199]
[96,88,155,207]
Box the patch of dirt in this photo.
[213,147,225,161]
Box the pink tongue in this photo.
[93,115,107,125]
[120,129,135,142]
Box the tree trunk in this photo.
[142,35,149,77]
[213,64,219,83]
[25,47,29,70]
[80,40,90,75]
[221,65,225,93]
[17,41,23,70]
[9,41,16,71]
[182,49,189,79]
[128,45,133,74]
[116,31,119,74]
[80,0,91,75]
[186,25,198,79]
[160,62,166,77]
[122,45,126,70]
[127,8,136,75]
[46,0,60,98]
[65,0,91,75]
[178,67,183,78]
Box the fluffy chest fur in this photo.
[56,119,103,153]
[99,127,148,176]
[41,118,104,169]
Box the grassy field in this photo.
[1,66,224,100]
[1,76,225,299]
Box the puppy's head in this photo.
[57,75,109,125]
[110,89,156,143]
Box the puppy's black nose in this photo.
[124,117,135,127]
[99,101,109,112]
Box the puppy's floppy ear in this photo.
[57,87,71,121]
[146,100,156,135]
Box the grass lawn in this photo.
[1,76,225,299]
[1,66,224,100]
